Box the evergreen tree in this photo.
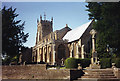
[2,6,29,61]
[86,2,120,58]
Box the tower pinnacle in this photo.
[51,17,53,22]
[66,24,68,27]
[44,12,46,20]
[40,15,42,21]
[37,18,39,23]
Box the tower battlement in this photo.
[36,14,53,45]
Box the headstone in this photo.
[23,61,26,65]
[61,58,64,66]
[97,61,100,65]
[9,63,11,66]
[19,53,22,64]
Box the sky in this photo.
[2,2,90,48]
[1,0,85,2]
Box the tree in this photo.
[86,2,120,58]
[2,6,29,62]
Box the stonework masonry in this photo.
[32,15,94,65]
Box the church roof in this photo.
[63,20,93,42]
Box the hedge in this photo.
[65,58,91,69]
[65,57,120,69]
[111,58,120,68]
[65,58,78,68]
[80,58,91,68]
[100,58,111,69]
[100,58,120,68]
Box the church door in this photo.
[57,44,66,62]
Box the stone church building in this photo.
[32,15,94,65]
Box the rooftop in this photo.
[63,20,93,42]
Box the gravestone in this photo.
[18,53,22,64]
[61,58,64,66]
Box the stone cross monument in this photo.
[88,29,100,69]
[90,29,97,64]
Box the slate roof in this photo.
[63,20,93,42]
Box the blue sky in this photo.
[2,2,90,47]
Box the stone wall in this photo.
[2,79,70,81]
[2,64,84,80]
[80,21,93,54]
[2,64,70,79]
[57,27,71,40]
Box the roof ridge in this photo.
[63,20,93,42]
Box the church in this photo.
[32,15,94,65]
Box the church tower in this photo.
[36,13,53,45]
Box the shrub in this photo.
[100,58,111,69]
[65,58,78,68]
[115,58,120,68]
[112,58,120,68]
[81,58,91,68]
[65,58,91,69]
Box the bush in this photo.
[81,58,91,68]
[100,58,111,69]
[65,57,120,69]
[65,58,91,69]
[112,58,120,68]
[115,58,120,68]
[100,58,120,68]
[65,58,78,68]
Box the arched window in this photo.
[57,44,65,60]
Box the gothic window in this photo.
[78,47,81,57]
[39,31,41,40]
[72,50,74,57]
[37,32,39,42]
[49,52,52,63]
[36,50,37,62]
[57,44,66,60]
